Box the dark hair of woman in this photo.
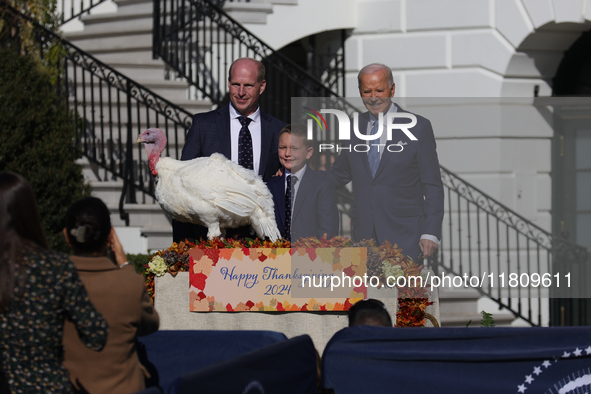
[0,172,48,312]
[64,197,112,255]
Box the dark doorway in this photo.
[550,29,591,326]
[276,29,349,97]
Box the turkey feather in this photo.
[138,129,281,241]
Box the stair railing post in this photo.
[428,251,439,277]
[119,80,135,226]
[126,80,137,205]
[153,0,160,60]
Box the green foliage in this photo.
[466,311,496,327]
[126,254,152,275]
[1,0,62,80]
[9,0,57,26]
[0,46,90,252]
[480,310,495,327]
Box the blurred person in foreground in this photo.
[0,172,108,393]
[348,299,392,327]
[62,197,159,394]
[64,197,160,394]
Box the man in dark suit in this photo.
[330,63,444,261]
[173,58,287,242]
[267,124,339,242]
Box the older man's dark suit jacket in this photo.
[329,104,444,260]
[267,169,339,242]
[173,104,286,242]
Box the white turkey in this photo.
[136,128,281,241]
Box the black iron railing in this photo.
[310,30,346,97]
[1,1,192,223]
[152,0,351,122]
[54,0,247,27]
[429,167,588,326]
[56,0,106,25]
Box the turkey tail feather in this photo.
[254,216,281,242]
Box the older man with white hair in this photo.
[329,63,444,261]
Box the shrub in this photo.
[126,254,152,275]
[0,46,90,252]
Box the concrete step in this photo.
[68,92,207,115]
[113,223,171,254]
[68,98,204,130]
[81,0,152,24]
[90,180,125,203]
[110,63,167,80]
[93,51,161,65]
[69,73,188,90]
[108,202,171,226]
[68,16,152,38]
[66,80,210,115]
[80,157,117,182]
[77,134,188,161]
[89,179,165,203]
[66,31,152,53]
[63,49,202,111]
[115,0,151,7]
[113,226,149,254]
[142,225,173,252]
[112,205,172,252]
[223,2,274,24]
[440,311,516,327]
[437,288,517,327]
[268,0,298,4]
[76,125,190,148]
[70,77,191,104]
[75,127,188,153]
[79,147,184,167]
[438,288,483,315]
[69,7,227,44]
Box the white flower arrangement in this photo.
[382,261,404,280]
[148,256,168,277]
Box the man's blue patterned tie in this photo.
[368,120,380,177]
[238,116,253,170]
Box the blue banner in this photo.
[322,326,591,393]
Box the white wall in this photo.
[244,1,591,230]
[245,1,591,326]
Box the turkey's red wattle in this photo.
[145,131,167,177]
[148,153,159,176]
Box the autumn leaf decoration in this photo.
[143,236,433,326]
[142,238,291,303]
